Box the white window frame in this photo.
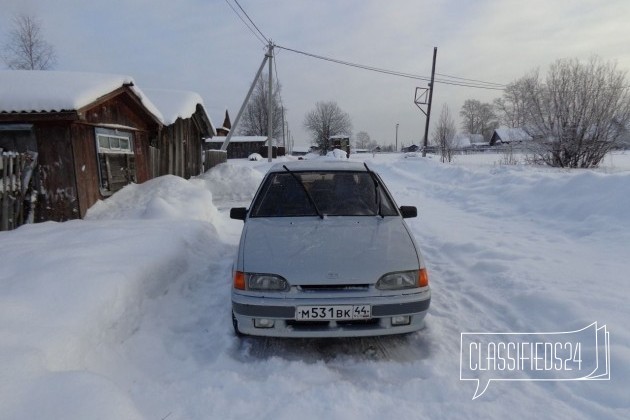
[96,133,134,155]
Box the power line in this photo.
[224,0,266,46]
[233,0,269,44]
[276,45,506,91]
[435,72,506,87]
[277,44,431,81]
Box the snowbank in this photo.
[1,154,629,419]
[326,148,348,159]
[0,218,219,419]
[194,162,263,204]
[86,175,220,223]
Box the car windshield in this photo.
[250,171,398,217]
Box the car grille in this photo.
[298,284,370,292]
[286,318,379,330]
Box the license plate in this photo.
[295,305,371,321]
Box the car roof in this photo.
[268,160,369,173]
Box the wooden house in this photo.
[206,135,275,159]
[144,89,215,179]
[490,128,533,146]
[215,110,232,137]
[0,70,163,222]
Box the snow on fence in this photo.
[0,150,38,231]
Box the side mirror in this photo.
[399,206,417,219]
[230,207,248,221]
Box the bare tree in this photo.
[459,99,498,141]
[517,57,630,168]
[238,73,284,140]
[3,13,56,70]
[303,101,352,151]
[355,131,371,149]
[432,105,457,162]
[493,79,529,128]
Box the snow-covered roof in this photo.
[493,127,533,142]
[143,88,212,127]
[206,136,271,143]
[0,70,163,122]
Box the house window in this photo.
[95,128,136,195]
[97,133,133,154]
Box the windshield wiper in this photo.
[363,163,383,218]
[283,165,324,219]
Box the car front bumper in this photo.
[232,290,431,338]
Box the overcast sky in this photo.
[2,0,630,148]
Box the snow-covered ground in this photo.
[1,152,629,419]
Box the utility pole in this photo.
[221,49,269,151]
[267,42,274,162]
[422,47,437,157]
[395,123,399,152]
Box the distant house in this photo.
[401,144,420,153]
[291,146,311,156]
[452,133,486,149]
[0,70,163,222]
[144,89,215,179]
[490,127,533,146]
[205,135,275,159]
[205,110,279,158]
[215,110,231,137]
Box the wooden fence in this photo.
[1,151,38,231]
[203,150,227,172]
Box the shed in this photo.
[144,89,215,179]
[206,135,274,159]
[0,70,162,222]
[490,128,533,146]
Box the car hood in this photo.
[240,217,420,285]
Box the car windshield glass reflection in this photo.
[250,171,398,217]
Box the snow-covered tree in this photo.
[516,57,630,168]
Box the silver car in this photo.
[230,160,430,337]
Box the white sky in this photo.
[2,0,630,148]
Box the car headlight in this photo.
[376,270,422,290]
[246,273,289,291]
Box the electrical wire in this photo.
[276,45,507,91]
[435,72,506,87]
[224,0,267,46]
[233,0,269,44]
[223,1,508,91]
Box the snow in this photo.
[248,153,263,161]
[1,153,629,419]
[0,70,163,122]
[493,127,533,143]
[143,88,213,128]
[326,148,348,159]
